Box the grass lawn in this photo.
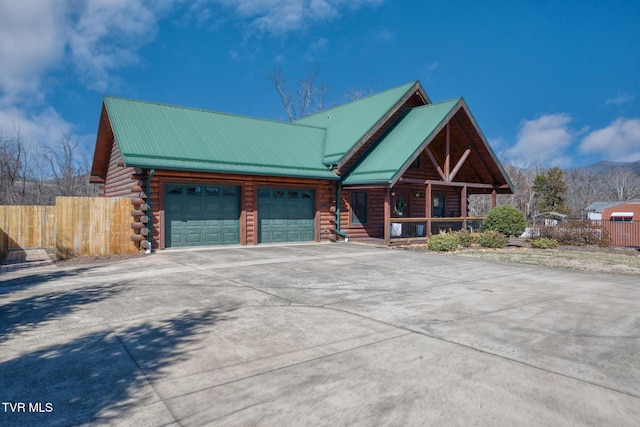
[449,245,640,275]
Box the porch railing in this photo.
[388,217,485,241]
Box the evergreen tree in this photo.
[533,166,571,215]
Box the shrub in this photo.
[483,205,527,237]
[427,231,460,252]
[453,229,473,247]
[530,237,559,249]
[477,230,508,248]
[537,220,608,246]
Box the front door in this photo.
[392,191,410,217]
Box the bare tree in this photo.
[467,194,493,217]
[47,133,96,198]
[268,66,327,121]
[344,86,376,101]
[25,145,56,205]
[603,169,640,201]
[565,168,602,217]
[0,126,25,204]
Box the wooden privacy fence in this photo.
[1,197,139,259]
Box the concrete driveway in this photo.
[1,243,638,426]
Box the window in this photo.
[167,185,183,195]
[187,186,201,196]
[432,194,445,217]
[611,217,633,222]
[610,212,633,222]
[258,188,271,198]
[351,191,368,225]
[409,157,420,169]
[205,186,220,196]
[223,187,238,197]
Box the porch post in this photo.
[426,182,432,236]
[491,188,497,208]
[462,185,467,232]
[444,123,450,180]
[384,187,391,244]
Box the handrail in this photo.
[390,217,485,223]
[388,217,486,239]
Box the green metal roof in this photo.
[342,99,461,185]
[296,81,418,165]
[98,83,512,190]
[104,97,337,180]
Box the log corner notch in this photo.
[130,170,149,251]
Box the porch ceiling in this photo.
[421,107,513,194]
[342,100,514,194]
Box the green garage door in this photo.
[258,188,315,243]
[165,184,240,247]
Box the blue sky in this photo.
[1,0,639,168]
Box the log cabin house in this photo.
[90,81,514,250]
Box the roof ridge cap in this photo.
[297,80,420,121]
[411,97,462,109]
[104,95,303,127]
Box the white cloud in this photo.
[505,113,574,165]
[304,37,328,62]
[67,0,163,91]
[580,118,640,162]
[605,93,634,106]
[0,0,170,98]
[0,1,66,102]
[0,106,72,148]
[212,0,384,35]
[422,61,440,82]
[0,0,173,149]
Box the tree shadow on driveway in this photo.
[0,283,124,342]
[0,308,235,426]
[0,267,97,294]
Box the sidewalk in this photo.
[0,248,56,273]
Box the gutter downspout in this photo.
[335,181,349,242]
[146,169,155,253]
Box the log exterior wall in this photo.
[339,189,386,239]
[103,141,136,198]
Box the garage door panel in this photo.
[271,231,286,241]
[165,184,240,247]
[204,233,222,245]
[258,187,315,243]
[299,230,314,240]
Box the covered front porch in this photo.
[342,181,505,245]
[384,181,501,244]
[337,98,513,245]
